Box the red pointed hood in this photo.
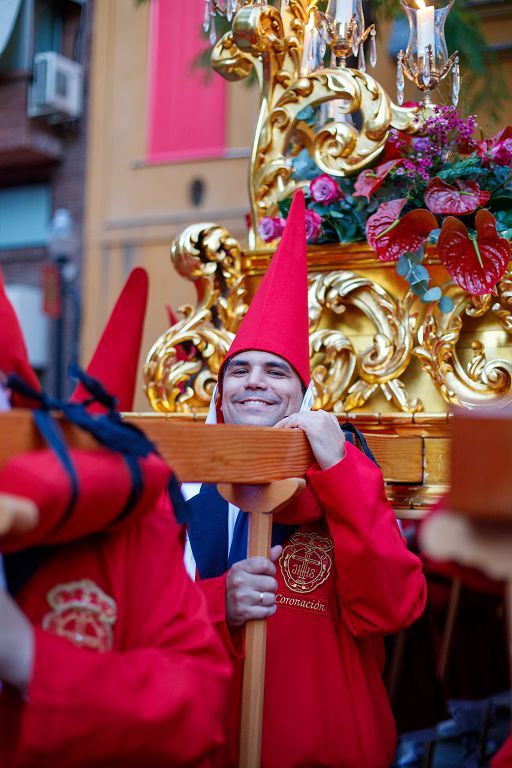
[69,268,149,413]
[220,190,310,393]
[0,269,41,408]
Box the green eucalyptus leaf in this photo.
[408,249,424,264]
[438,295,455,313]
[411,280,429,297]
[396,256,411,277]
[422,287,443,303]
[409,264,430,284]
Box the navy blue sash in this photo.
[187,484,296,579]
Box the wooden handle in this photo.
[217,477,305,514]
[218,479,305,768]
[239,509,273,768]
[0,494,39,538]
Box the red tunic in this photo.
[199,443,427,768]
[0,497,232,768]
[493,736,512,767]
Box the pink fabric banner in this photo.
[147,0,227,163]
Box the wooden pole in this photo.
[240,509,272,768]
[218,479,305,768]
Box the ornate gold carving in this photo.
[144,224,246,413]
[145,231,426,415]
[308,271,422,413]
[252,68,422,238]
[415,278,512,408]
[211,1,421,246]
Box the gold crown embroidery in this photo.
[42,579,117,653]
[280,532,334,594]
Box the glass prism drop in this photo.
[358,42,366,73]
[452,59,460,106]
[209,12,217,45]
[396,55,404,106]
[370,30,377,68]
[204,0,211,33]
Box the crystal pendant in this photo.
[203,0,211,33]
[422,48,431,87]
[358,42,366,73]
[226,0,234,22]
[352,33,359,58]
[317,24,330,68]
[209,11,217,45]
[309,28,319,72]
[452,57,460,106]
[369,29,377,68]
[396,53,404,106]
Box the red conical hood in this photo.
[220,190,310,388]
[70,268,149,413]
[0,269,41,407]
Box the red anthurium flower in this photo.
[366,198,438,261]
[477,125,512,167]
[353,160,402,202]
[424,178,491,216]
[438,210,510,295]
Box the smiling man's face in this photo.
[220,350,304,427]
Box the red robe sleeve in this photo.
[197,574,245,658]
[307,441,427,637]
[14,508,232,767]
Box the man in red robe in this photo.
[185,191,427,768]
[0,268,231,767]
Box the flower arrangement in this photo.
[260,107,512,312]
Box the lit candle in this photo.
[416,1,435,58]
[335,0,353,28]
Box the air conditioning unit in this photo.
[28,52,83,122]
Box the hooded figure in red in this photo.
[0,268,231,767]
[185,190,427,768]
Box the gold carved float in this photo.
[144,0,512,512]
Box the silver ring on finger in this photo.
[258,591,264,605]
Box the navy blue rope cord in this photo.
[7,367,159,528]
[340,423,379,467]
[33,409,79,530]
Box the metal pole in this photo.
[54,255,66,400]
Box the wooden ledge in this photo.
[0,411,424,485]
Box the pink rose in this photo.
[305,209,322,242]
[310,174,341,205]
[258,216,286,243]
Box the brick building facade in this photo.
[0,0,92,396]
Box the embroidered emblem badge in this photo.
[42,579,117,652]
[280,531,334,594]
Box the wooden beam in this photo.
[0,411,424,485]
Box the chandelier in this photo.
[204,0,459,107]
